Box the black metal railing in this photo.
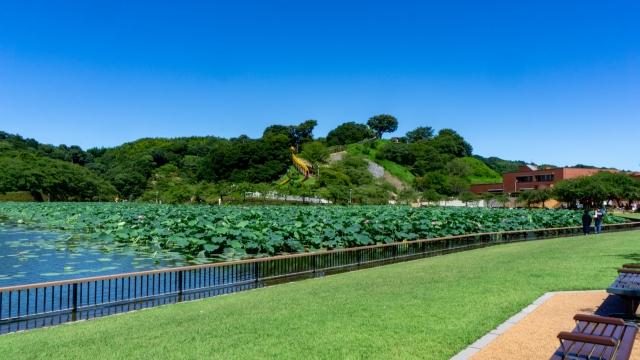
[1,222,638,334]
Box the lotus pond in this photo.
[0,220,204,286]
[0,202,629,259]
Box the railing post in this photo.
[72,283,78,312]
[392,245,397,259]
[177,271,183,295]
[421,241,426,254]
[312,255,316,273]
[357,249,361,266]
[254,262,260,283]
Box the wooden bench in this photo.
[551,314,638,360]
[606,269,640,320]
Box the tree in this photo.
[325,122,375,146]
[536,188,553,208]
[408,141,443,175]
[458,191,478,206]
[446,159,473,178]
[367,114,398,139]
[413,172,452,194]
[406,126,434,143]
[278,183,293,202]
[262,120,317,147]
[298,186,314,204]
[215,181,235,204]
[396,188,419,205]
[0,151,117,201]
[290,120,317,145]
[325,184,349,204]
[254,183,273,204]
[448,176,470,195]
[300,141,329,164]
[593,171,640,206]
[354,184,389,205]
[379,143,413,165]
[517,188,553,208]
[478,193,496,207]
[422,189,443,205]
[430,129,473,157]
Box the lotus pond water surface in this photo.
[0,220,213,287]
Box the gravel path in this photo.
[468,291,640,360]
[329,151,345,162]
[365,159,384,178]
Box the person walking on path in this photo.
[594,208,604,234]
[582,209,592,235]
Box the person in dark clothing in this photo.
[582,209,592,235]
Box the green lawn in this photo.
[1,231,639,359]
[618,213,640,219]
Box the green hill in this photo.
[1,122,524,204]
[458,157,502,184]
[346,140,415,185]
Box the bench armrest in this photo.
[573,314,625,326]
[623,264,640,269]
[618,269,640,274]
[557,332,617,347]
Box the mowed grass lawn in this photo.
[1,231,640,359]
[619,213,640,220]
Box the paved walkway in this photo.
[450,290,607,360]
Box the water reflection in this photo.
[0,222,214,286]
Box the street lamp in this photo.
[156,191,158,204]
[349,188,353,204]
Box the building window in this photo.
[535,174,554,182]
[516,176,533,182]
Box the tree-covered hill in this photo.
[0,117,575,204]
[0,146,116,201]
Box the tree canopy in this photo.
[367,114,398,139]
[0,150,116,201]
[325,122,374,146]
[405,126,434,143]
[263,120,317,147]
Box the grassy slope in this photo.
[346,140,415,184]
[459,156,503,185]
[2,231,639,359]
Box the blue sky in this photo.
[1,1,639,170]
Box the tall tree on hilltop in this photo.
[367,114,398,139]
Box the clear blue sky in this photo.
[1,1,639,170]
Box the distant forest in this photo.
[0,117,611,203]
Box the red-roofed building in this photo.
[470,165,620,195]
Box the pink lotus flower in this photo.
[365,219,369,224]
[138,215,143,219]
[502,219,506,223]
[167,228,170,231]
[432,221,436,225]
[478,224,482,227]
